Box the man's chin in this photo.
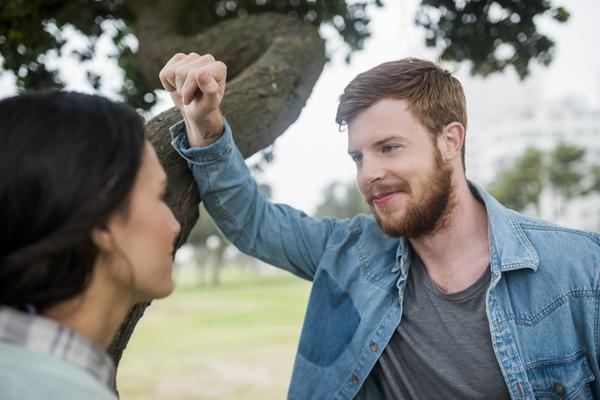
[372,209,443,239]
[372,211,407,238]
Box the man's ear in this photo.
[437,122,465,162]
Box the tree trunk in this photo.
[106,7,326,391]
[211,240,228,286]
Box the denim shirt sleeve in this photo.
[170,119,342,281]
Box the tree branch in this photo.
[107,12,325,384]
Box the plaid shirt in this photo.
[0,306,116,390]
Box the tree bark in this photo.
[107,7,326,389]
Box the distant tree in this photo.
[490,143,600,218]
[314,181,369,219]
[187,180,272,286]
[583,164,600,196]
[489,147,544,213]
[547,142,585,216]
[185,205,228,286]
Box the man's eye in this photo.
[351,154,362,163]
[382,144,399,153]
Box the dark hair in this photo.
[336,58,467,169]
[0,90,146,311]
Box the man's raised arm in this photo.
[159,52,346,281]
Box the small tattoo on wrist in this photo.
[203,130,221,140]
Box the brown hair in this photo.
[336,58,467,167]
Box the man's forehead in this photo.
[345,99,424,151]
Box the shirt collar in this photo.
[0,306,116,390]
[469,181,540,273]
[391,182,540,275]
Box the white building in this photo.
[464,80,600,231]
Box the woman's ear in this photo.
[437,121,465,162]
[91,225,114,253]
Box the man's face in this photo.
[347,98,455,238]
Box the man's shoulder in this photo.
[508,211,600,276]
[509,210,600,248]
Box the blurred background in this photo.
[1,0,599,399]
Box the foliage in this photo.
[489,147,544,213]
[0,0,569,109]
[489,143,600,214]
[547,142,585,200]
[583,165,600,196]
[207,0,383,53]
[0,1,134,90]
[314,181,369,219]
[416,0,569,79]
[0,0,382,109]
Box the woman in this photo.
[0,90,181,399]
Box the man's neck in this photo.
[409,180,490,294]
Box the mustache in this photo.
[366,181,411,204]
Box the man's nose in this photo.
[358,155,386,187]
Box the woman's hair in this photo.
[0,90,146,311]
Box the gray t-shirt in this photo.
[370,251,511,400]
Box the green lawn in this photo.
[117,267,311,400]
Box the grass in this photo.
[117,266,311,400]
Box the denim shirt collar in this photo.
[470,181,540,274]
[389,182,539,277]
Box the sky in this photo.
[1,0,599,214]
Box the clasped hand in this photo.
[159,52,227,147]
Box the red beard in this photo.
[368,148,456,238]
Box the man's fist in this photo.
[159,52,227,147]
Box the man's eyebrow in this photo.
[372,134,407,147]
[347,134,407,154]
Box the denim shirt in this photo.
[171,119,600,400]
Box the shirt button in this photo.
[351,375,359,385]
[554,383,565,396]
[369,342,378,352]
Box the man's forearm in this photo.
[170,119,339,282]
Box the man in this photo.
[160,53,600,399]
